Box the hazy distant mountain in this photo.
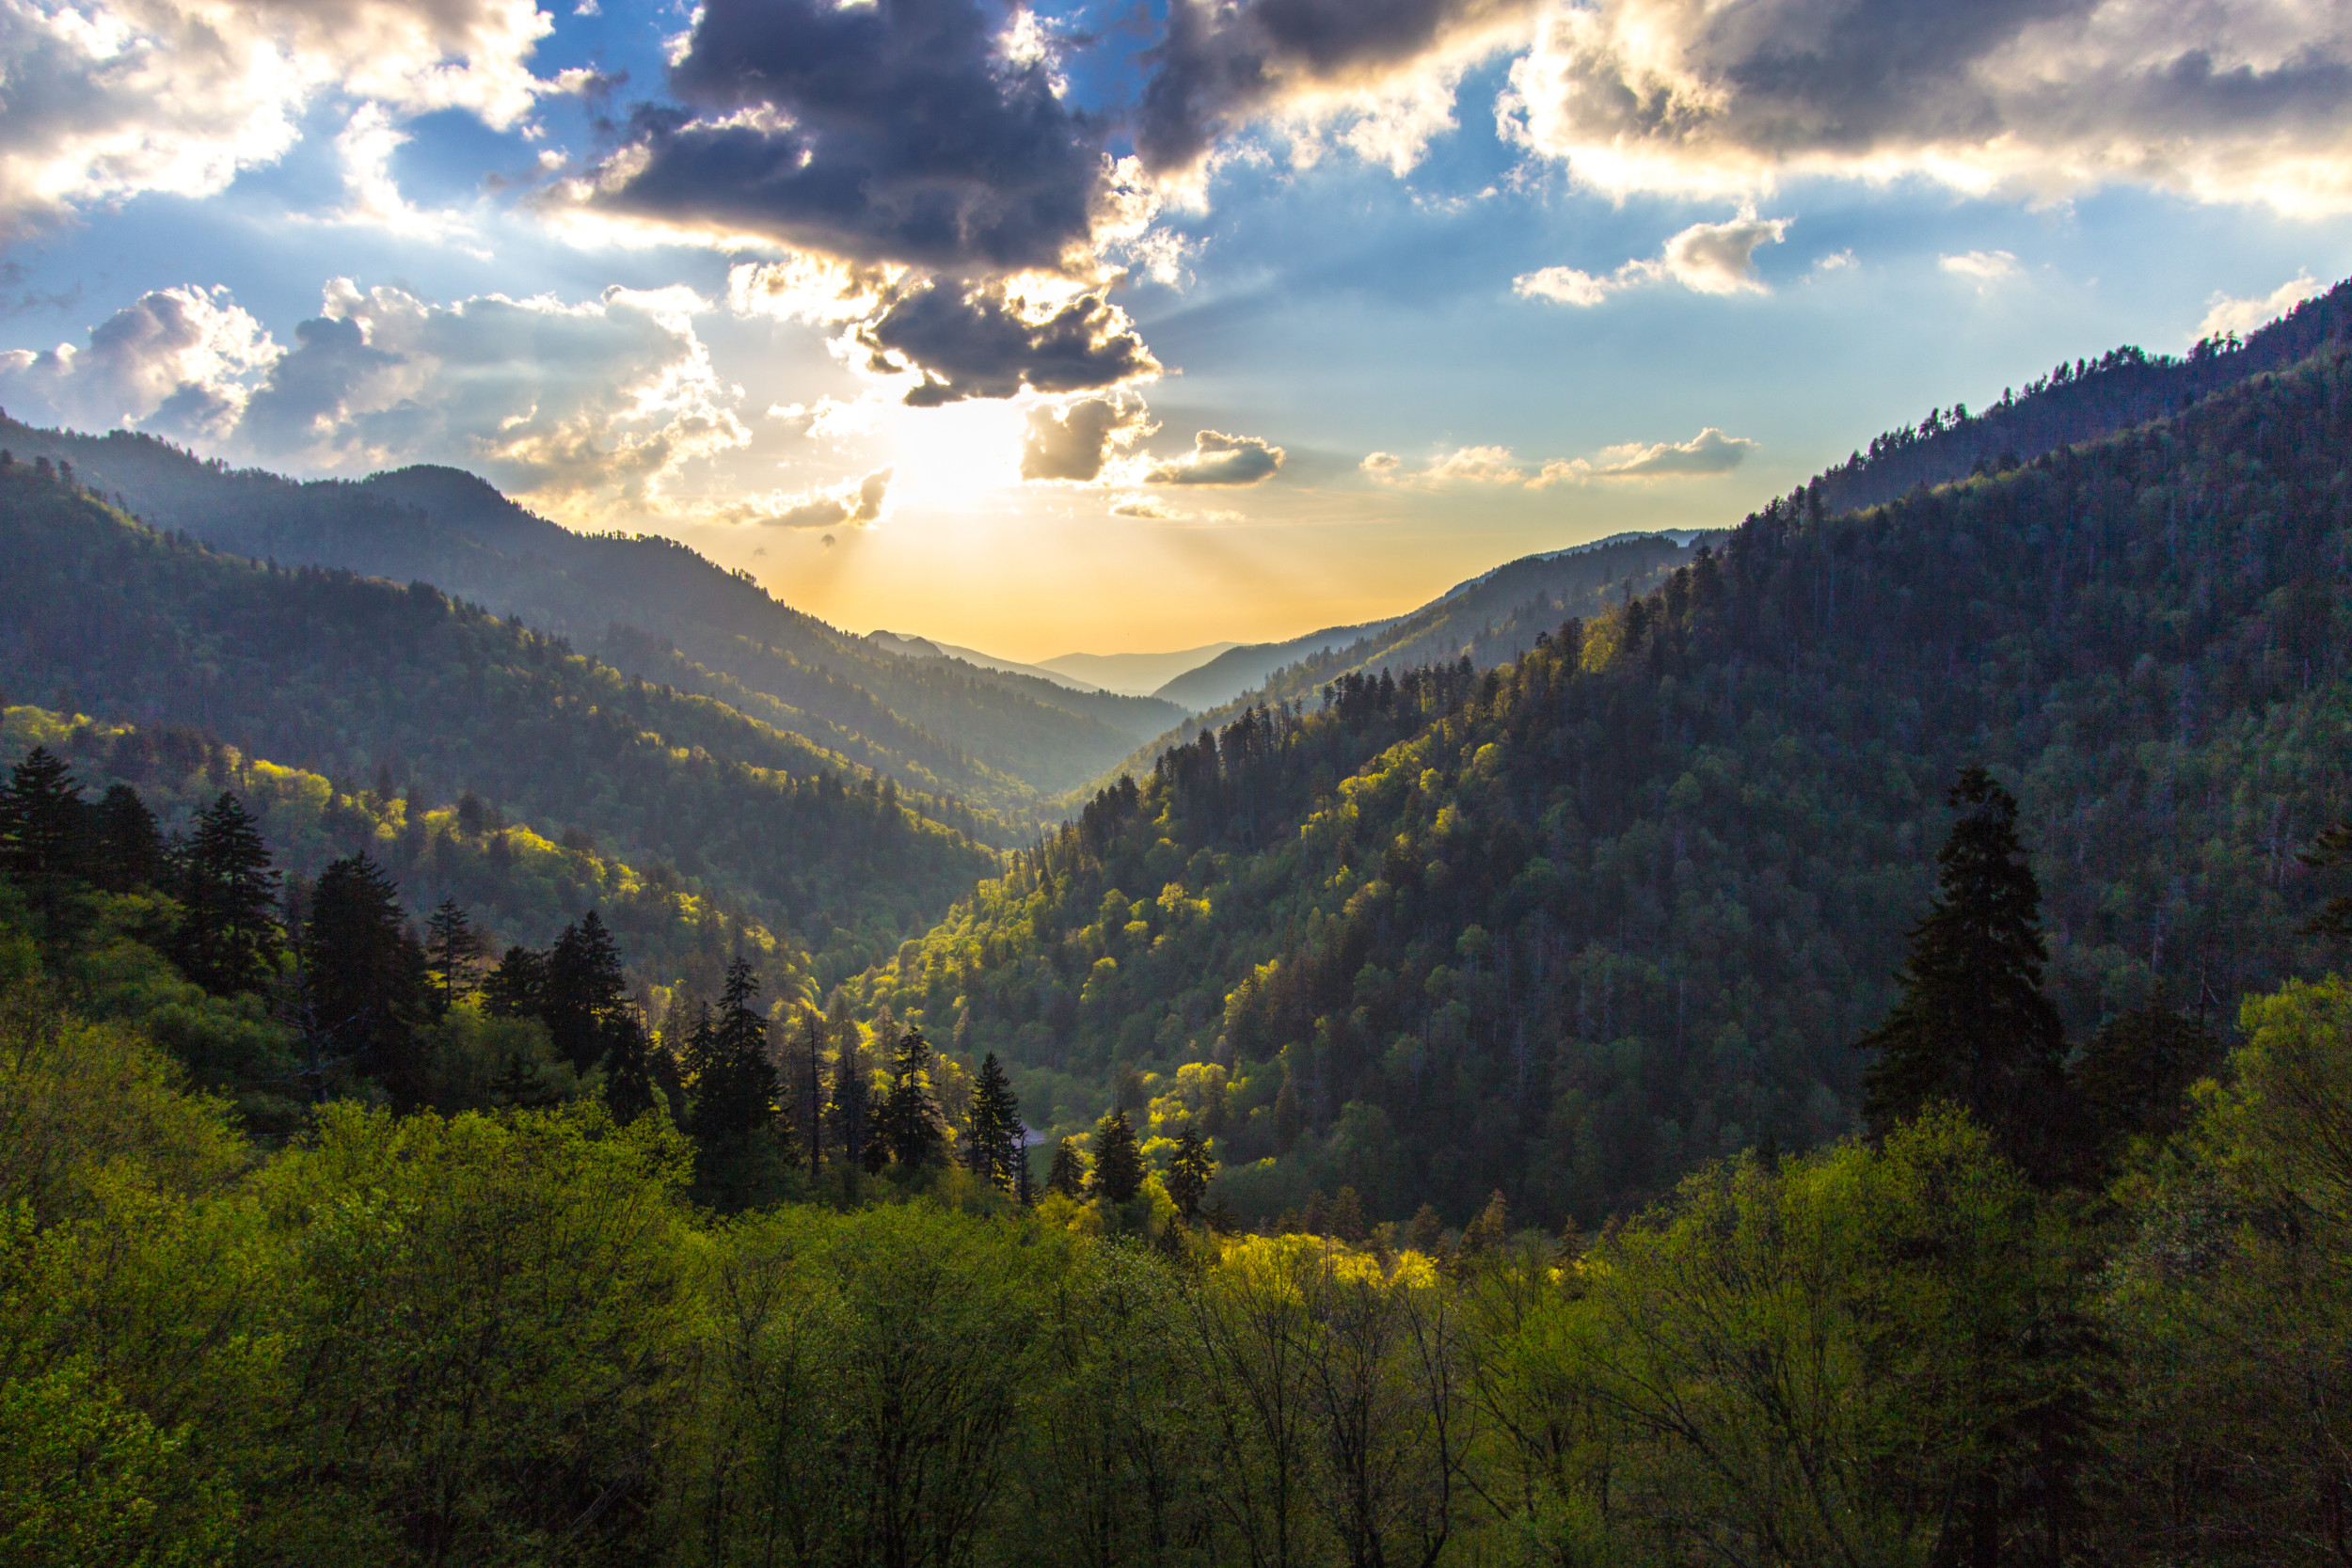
[1038,642,1239,697]
[0,428,1166,816]
[1151,623,1396,710]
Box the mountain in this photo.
[859,628,1187,736]
[0,458,999,982]
[1151,621,1398,710]
[1039,642,1239,696]
[844,335,2352,1225]
[0,433,1159,816]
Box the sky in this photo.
[1,0,2349,661]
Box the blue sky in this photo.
[3,0,2348,657]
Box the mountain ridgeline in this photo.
[0,424,1173,818]
[852,339,2352,1223]
[0,460,998,979]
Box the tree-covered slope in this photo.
[0,428,1165,813]
[0,459,998,977]
[852,342,2352,1226]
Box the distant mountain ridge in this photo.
[1151,619,1402,711]
[1040,642,1240,697]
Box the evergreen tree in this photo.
[1167,1124,1216,1220]
[691,957,783,1144]
[963,1051,1023,1194]
[829,1009,871,1173]
[1015,1129,1035,1205]
[303,852,429,1107]
[173,791,282,995]
[602,1010,659,1126]
[1089,1108,1144,1203]
[479,944,547,1019]
[1046,1137,1088,1200]
[799,1009,826,1177]
[544,910,627,1072]
[88,784,165,894]
[2298,822,2352,941]
[0,746,86,908]
[424,897,484,1016]
[1856,767,2066,1177]
[876,1027,946,1169]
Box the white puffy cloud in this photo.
[1534,426,1756,482]
[1939,249,2019,287]
[1516,210,1790,307]
[1108,492,1240,521]
[1501,0,2352,213]
[2197,272,2320,340]
[0,0,567,240]
[0,282,276,436]
[1141,428,1285,485]
[1372,427,1756,486]
[0,277,757,522]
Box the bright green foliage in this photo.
[857,344,2352,1226]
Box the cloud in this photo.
[862,277,1161,404]
[1143,429,1285,485]
[0,0,564,241]
[574,0,1146,276]
[1515,211,1789,305]
[1109,492,1241,521]
[2,277,755,520]
[0,284,278,437]
[1579,425,1756,478]
[2197,272,2321,339]
[1373,427,1756,485]
[1021,394,1155,482]
[1500,0,2352,213]
[1136,0,1538,177]
[754,467,895,530]
[1940,249,2018,286]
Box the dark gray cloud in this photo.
[590,0,1117,273]
[864,278,1160,404]
[1020,395,1152,481]
[1145,429,1284,485]
[1506,0,2352,207]
[1137,0,1529,171]
[768,467,894,529]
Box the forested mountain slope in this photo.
[0,459,997,978]
[1152,616,1401,710]
[858,342,2352,1225]
[1102,532,1699,792]
[1812,276,2352,510]
[0,425,1163,812]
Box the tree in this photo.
[829,1010,870,1174]
[423,897,484,1016]
[87,784,165,895]
[2297,821,2352,941]
[691,957,781,1143]
[602,1010,659,1125]
[0,746,85,909]
[303,853,429,1107]
[173,792,282,996]
[479,944,547,1020]
[876,1027,946,1169]
[1856,767,2066,1178]
[1168,1124,1216,1220]
[799,1009,826,1177]
[1046,1137,1088,1200]
[1089,1108,1144,1203]
[544,910,627,1072]
[963,1052,1023,1194]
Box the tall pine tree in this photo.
[1167,1125,1216,1220]
[1089,1108,1145,1203]
[424,897,484,1016]
[1046,1137,1087,1200]
[875,1027,946,1169]
[963,1052,1023,1194]
[303,853,430,1107]
[88,784,166,895]
[544,910,628,1072]
[691,957,782,1143]
[1856,767,2066,1177]
[0,746,86,911]
[174,792,282,996]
